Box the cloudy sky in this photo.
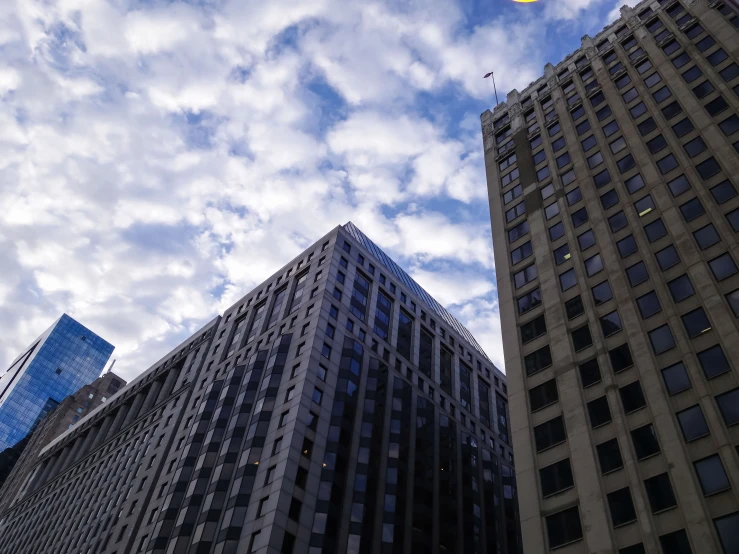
[0,0,635,382]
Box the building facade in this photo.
[481,0,739,553]
[0,223,519,554]
[0,313,115,452]
[0,371,125,512]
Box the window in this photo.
[617,235,638,258]
[592,280,613,305]
[572,207,588,227]
[546,506,583,549]
[506,202,526,223]
[705,97,729,117]
[597,438,623,474]
[514,264,537,289]
[518,288,542,314]
[617,154,635,173]
[585,253,604,276]
[554,243,571,265]
[649,324,675,354]
[692,79,714,99]
[644,473,677,513]
[647,134,667,154]
[601,189,619,210]
[521,315,546,344]
[720,62,739,82]
[565,296,584,320]
[530,135,542,149]
[652,85,671,103]
[715,512,739,554]
[637,291,661,319]
[608,488,637,526]
[707,47,728,66]
[603,121,619,137]
[635,195,655,217]
[682,65,703,83]
[727,289,739,317]
[610,137,627,154]
[644,219,667,242]
[682,307,711,338]
[508,220,529,242]
[588,396,612,428]
[625,174,645,194]
[711,180,737,203]
[680,197,705,221]
[659,530,692,554]
[662,361,691,395]
[552,136,566,151]
[662,101,683,120]
[572,325,593,351]
[630,101,647,118]
[529,379,558,412]
[615,73,631,89]
[541,183,555,199]
[537,165,551,181]
[600,310,623,337]
[525,345,552,376]
[678,404,710,441]
[622,87,639,103]
[576,119,591,135]
[590,91,605,106]
[667,274,694,302]
[548,123,561,137]
[566,186,582,205]
[609,343,634,373]
[503,184,522,204]
[638,117,657,135]
[534,415,566,452]
[559,268,577,291]
[719,114,739,137]
[695,455,730,495]
[544,202,560,220]
[656,245,680,270]
[657,153,678,174]
[626,261,648,286]
[593,168,611,188]
[511,241,533,264]
[685,22,704,38]
[697,344,730,379]
[581,135,597,151]
[312,387,323,405]
[672,117,694,138]
[729,209,739,232]
[631,424,660,459]
[694,224,721,250]
[716,388,739,426]
[619,381,646,413]
[587,151,604,169]
[709,253,738,281]
[609,211,628,232]
[579,358,601,387]
[540,458,574,497]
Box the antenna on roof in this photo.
[105,359,116,375]
[483,71,499,106]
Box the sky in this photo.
[0,0,638,383]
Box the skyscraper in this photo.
[481,0,738,553]
[0,223,519,554]
[0,314,115,452]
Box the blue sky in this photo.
[0,0,634,381]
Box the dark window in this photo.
[697,344,731,379]
[692,79,715,99]
[652,85,671,103]
[716,388,739,426]
[565,296,585,320]
[552,136,566,151]
[715,512,739,554]
[649,324,675,354]
[615,73,631,89]
[662,101,683,120]
[597,438,623,474]
[626,261,648,286]
[609,210,628,232]
[705,96,729,117]
[588,396,612,428]
[537,165,551,181]
[581,135,597,151]
[572,325,593,351]
[684,136,707,157]
[647,134,667,154]
[685,23,704,39]
[656,245,680,270]
[727,289,739,317]
[636,59,652,74]
[672,117,694,138]
[601,189,620,209]
[646,72,663,88]
[630,101,648,118]
[693,224,720,250]
[585,253,604,276]
[530,135,543,149]
[662,39,680,55]
[622,87,639,103]
[540,458,574,497]
[518,288,542,315]
[541,183,555,200]
[579,358,601,387]
[590,91,605,106]
[505,201,526,223]
[668,274,695,302]
[617,154,635,173]
[548,123,561,137]
[549,222,565,241]
[609,343,634,373]
[679,197,705,221]
[600,310,623,337]
[708,48,728,66]
[560,268,577,291]
[587,151,604,169]
[562,169,576,186]
[617,235,638,258]
[525,345,553,376]
[592,280,613,305]
[571,105,585,120]
[659,530,692,554]
[677,404,710,441]
[533,150,546,166]
[534,415,566,452]
[545,202,560,220]
[720,62,739,82]
[644,473,677,513]
[608,488,637,526]
[576,119,591,135]
[631,424,660,459]
[546,507,583,549]
[521,315,547,344]
[719,114,739,137]
[638,117,657,135]
[695,35,715,52]
[657,153,679,174]
[682,65,703,83]
[644,219,667,242]
[667,174,690,197]
[694,455,730,495]
[594,168,612,188]
[662,362,691,394]
[709,253,738,281]
[728,209,739,232]
[566,187,582,205]
[572,207,588,227]
[513,264,537,289]
[712,180,737,203]
[603,120,619,137]
[619,381,646,413]
[554,243,571,265]
[529,379,558,412]
[511,240,533,264]
[503,184,523,204]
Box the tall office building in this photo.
[0,371,125,511]
[0,223,519,554]
[0,314,115,452]
[481,0,739,552]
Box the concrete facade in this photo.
[0,223,520,554]
[481,1,739,553]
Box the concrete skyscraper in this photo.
[0,314,115,452]
[482,0,738,553]
[0,223,519,554]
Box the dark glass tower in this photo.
[0,314,114,452]
[0,223,519,554]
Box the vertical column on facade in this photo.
[71,426,98,464]
[56,437,82,474]
[138,379,163,416]
[28,456,54,491]
[120,391,146,429]
[89,413,115,451]
[107,402,131,437]
[157,367,180,404]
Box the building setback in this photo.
[0,313,115,452]
[0,371,125,513]
[0,222,520,554]
[481,0,739,553]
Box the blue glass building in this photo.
[0,314,114,452]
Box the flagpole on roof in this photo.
[483,71,499,106]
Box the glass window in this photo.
[545,202,560,220]
[682,65,703,83]
[695,35,715,52]
[585,253,604,276]
[533,150,547,165]
[537,165,551,181]
[503,184,523,204]
[630,101,648,118]
[659,530,692,554]
[529,379,559,412]
[610,137,627,154]
[647,134,667,154]
[619,381,646,413]
[617,154,635,173]
[657,154,679,174]
[631,424,660,459]
[579,358,601,387]
[692,79,715,99]
[588,396,612,428]
[707,48,728,66]
[668,274,695,302]
[597,438,623,473]
[684,136,707,158]
[571,105,585,120]
[603,121,619,137]
[572,207,589,227]
[534,415,566,452]
[720,62,739,82]
[697,344,730,379]
[718,114,739,137]
[594,168,612,188]
[554,243,571,265]
[649,324,675,354]
[609,210,628,232]
[622,87,639,103]
[565,296,584,320]
[680,197,705,221]
[566,186,582,205]
[617,235,638,258]
[711,180,737,204]
[672,117,695,138]
[727,289,739,317]
[576,119,591,135]
[695,455,730,495]
[592,280,613,305]
[541,183,555,200]
[626,261,648,286]
[694,224,720,250]
[685,23,705,39]
[677,404,710,441]
[540,458,574,497]
[521,315,547,344]
[588,151,604,169]
[508,220,529,243]
[635,195,655,216]
[562,169,577,186]
[552,137,566,151]
[581,135,597,151]
[609,343,634,372]
[637,291,661,319]
[572,325,593,351]
[644,219,667,242]
[546,506,583,549]
[590,91,605,107]
[705,97,729,117]
[560,268,577,291]
[715,512,739,554]
[716,388,739,426]
[548,123,561,137]
[709,253,738,281]
[656,245,680,270]
[652,85,671,103]
[662,39,680,55]
[662,101,683,120]
[600,310,623,337]
[549,222,565,241]
[608,488,637,527]
[615,73,631,89]
[525,345,553,376]
[644,473,677,513]
[638,117,657,135]
[517,288,542,315]
[667,174,690,197]
[662,362,691,395]
[728,209,739,232]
